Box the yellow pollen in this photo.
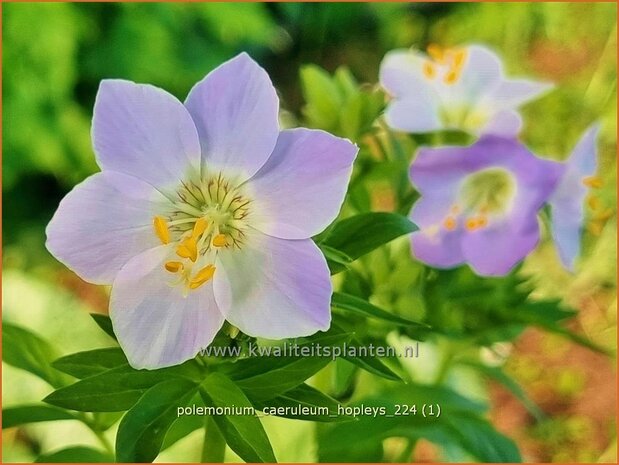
[594,208,614,222]
[189,265,216,289]
[477,215,488,228]
[587,195,601,211]
[583,175,602,189]
[153,216,170,244]
[176,236,198,262]
[443,216,457,231]
[164,261,184,273]
[427,44,444,62]
[422,61,437,79]
[465,218,479,231]
[443,69,459,85]
[212,234,228,248]
[452,49,467,70]
[192,217,209,237]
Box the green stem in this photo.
[395,438,417,462]
[77,413,114,456]
[201,416,226,462]
[93,428,115,456]
[433,345,454,386]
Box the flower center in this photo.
[152,173,252,292]
[459,167,516,216]
[422,45,468,85]
[433,167,517,235]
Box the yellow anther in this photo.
[477,215,488,228]
[443,68,460,85]
[427,44,444,62]
[153,216,170,244]
[212,234,228,248]
[192,217,209,237]
[452,49,467,70]
[189,265,216,290]
[587,221,603,236]
[594,208,614,222]
[164,261,184,273]
[422,61,437,79]
[443,216,457,231]
[583,175,602,189]
[587,195,602,211]
[176,236,198,262]
[465,218,479,231]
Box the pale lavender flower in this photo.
[549,124,601,271]
[46,53,358,369]
[380,44,553,136]
[409,136,562,276]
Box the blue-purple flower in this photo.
[409,136,563,276]
[379,44,552,136]
[549,124,601,271]
[46,53,358,369]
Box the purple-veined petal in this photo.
[410,194,466,268]
[92,80,201,190]
[549,124,601,270]
[246,128,357,240]
[185,53,280,182]
[482,109,523,137]
[46,171,171,285]
[461,215,541,276]
[110,246,224,369]
[213,230,332,339]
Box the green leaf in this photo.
[442,413,521,462]
[52,348,128,378]
[116,379,198,463]
[512,301,610,354]
[318,384,519,462]
[44,361,202,412]
[35,446,113,463]
[3,405,77,428]
[459,361,544,421]
[2,322,67,387]
[161,412,204,452]
[253,383,351,422]
[332,292,429,328]
[300,64,342,130]
[319,244,353,273]
[220,333,351,401]
[320,212,417,273]
[200,373,276,463]
[343,349,402,382]
[89,313,117,341]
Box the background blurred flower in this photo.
[549,124,601,271]
[380,44,553,136]
[46,53,358,369]
[409,136,563,276]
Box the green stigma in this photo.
[459,167,516,215]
